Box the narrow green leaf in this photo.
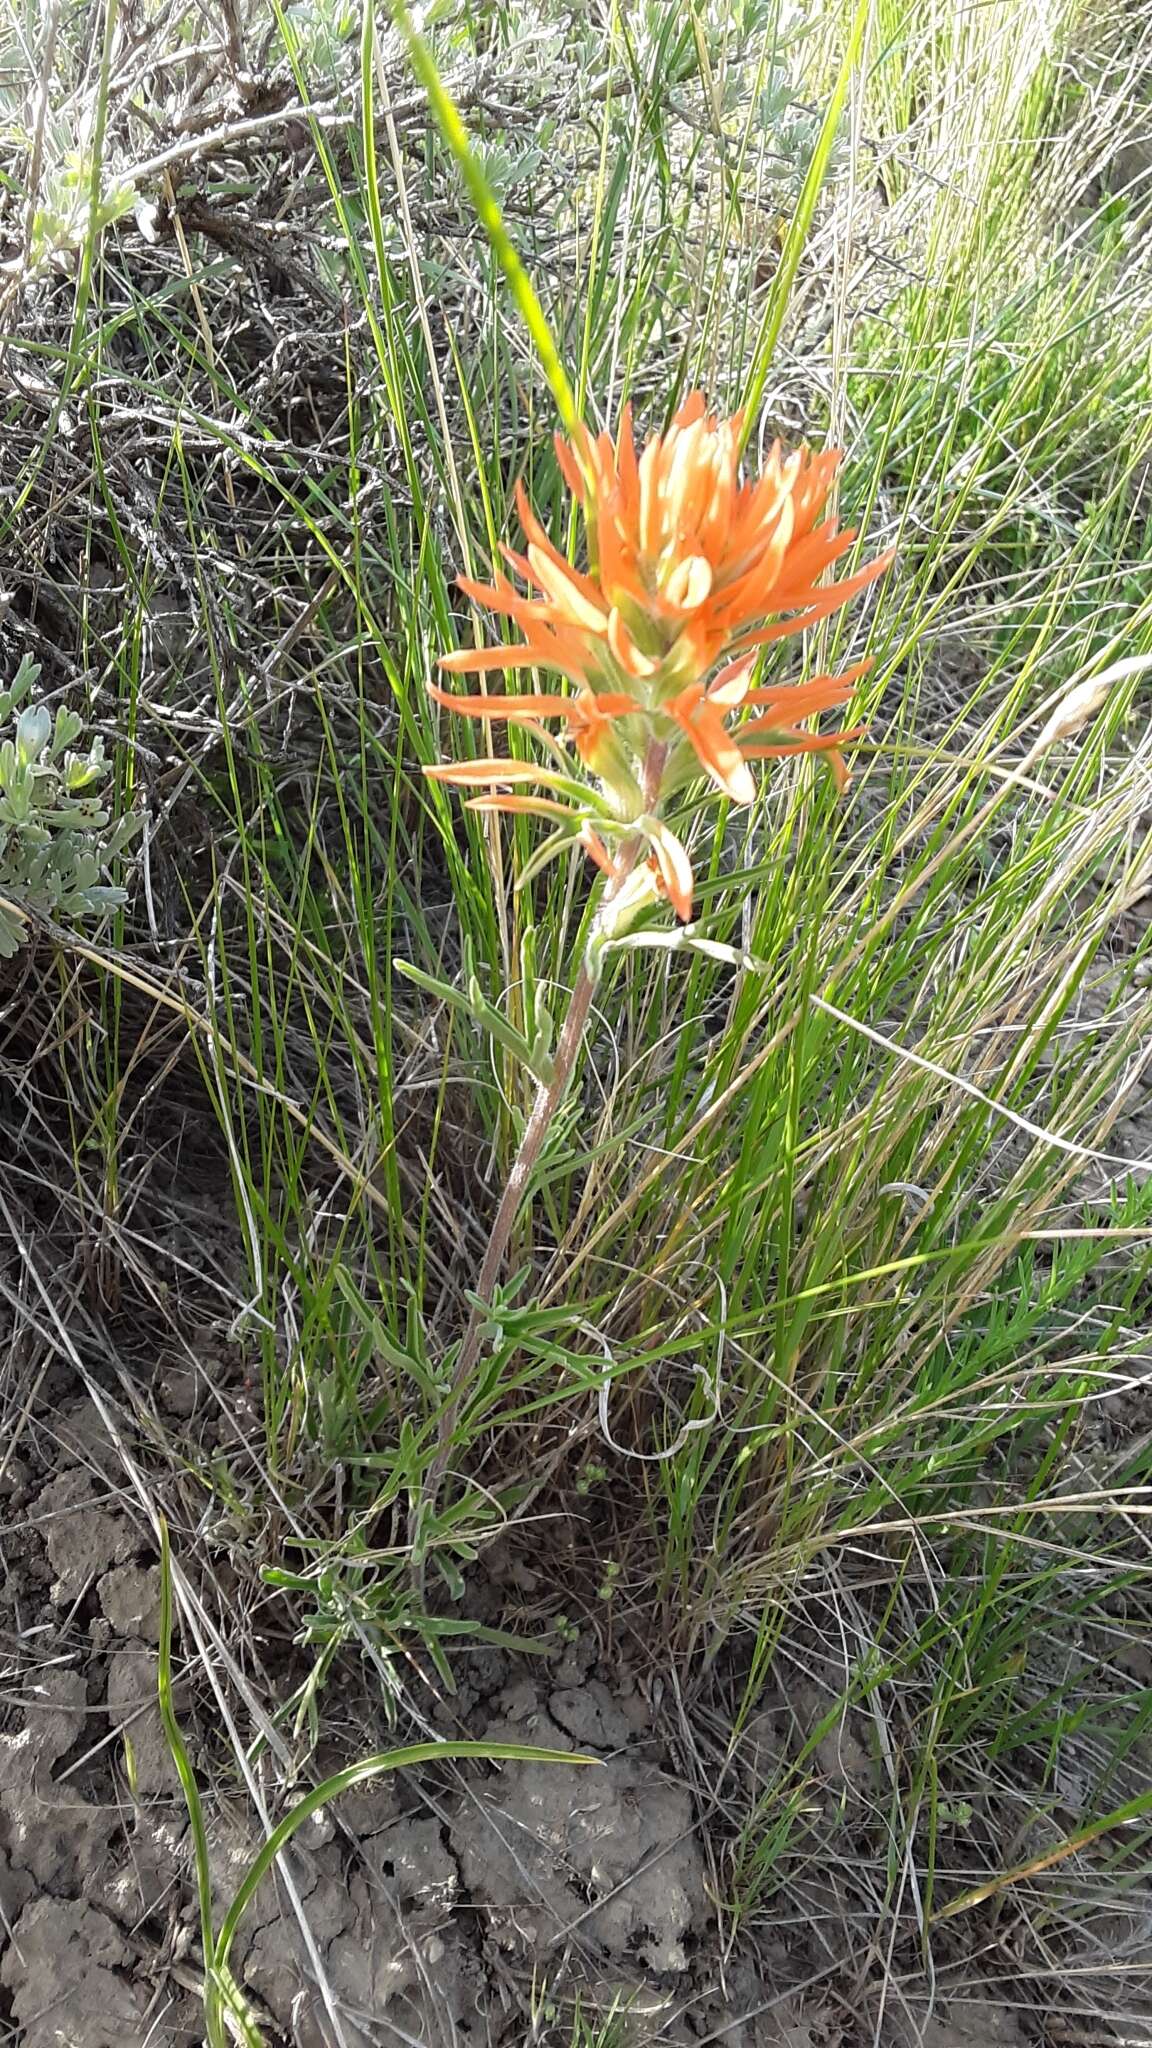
[740,0,871,442]
[214,1741,595,1970]
[384,0,581,437]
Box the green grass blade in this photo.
[384,0,581,435]
[214,1741,595,1971]
[740,0,872,439]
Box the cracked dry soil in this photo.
[3,1396,828,2048]
[1,1390,1053,2048]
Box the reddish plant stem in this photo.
[446,740,666,1393]
[414,746,667,1561]
[457,956,599,1373]
[412,956,599,1555]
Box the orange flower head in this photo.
[427,393,894,921]
[563,392,893,688]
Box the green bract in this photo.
[0,656,139,958]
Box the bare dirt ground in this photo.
[0,1386,793,2042]
[0,1372,1055,2047]
[6,1294,1139,2048]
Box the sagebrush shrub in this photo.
[0,656,138,956]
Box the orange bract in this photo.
[427,392,894,920]
[565,392,893,678]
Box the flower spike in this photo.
[427,391,894,917]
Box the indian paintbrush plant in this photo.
[408,393,893,1554]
